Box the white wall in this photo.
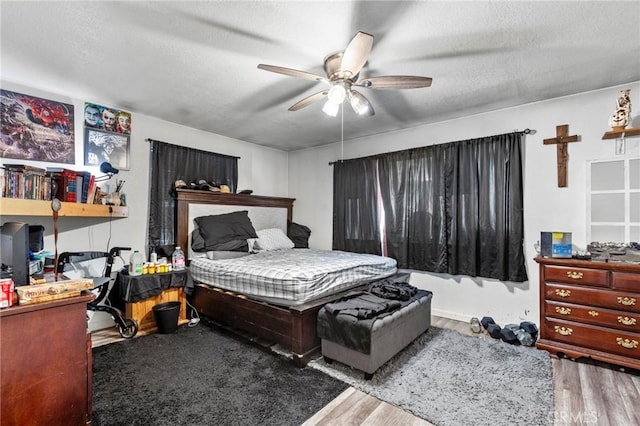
[1,80,289,330]
[289,81,640,327]
[4,79,640,330]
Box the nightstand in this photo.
[111,269,194,335]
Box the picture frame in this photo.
[84,128,130,170]
[0,89,75,164]
[83,102,131,170]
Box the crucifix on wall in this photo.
[543,124,580,187]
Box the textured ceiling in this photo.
[2,1,639,152]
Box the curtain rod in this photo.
[146,138,240,159]
[328,128,534,165]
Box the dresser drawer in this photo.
[612,272,640,292]
[543,318,640,360]
[544,265,608,288]
[545,283,640,313]
[545,300,640,332]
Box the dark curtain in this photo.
[147,140,238,255]
[378,146,449,273]
[333,132,527,282]
[333,157,382,254]
[443,133,527,282]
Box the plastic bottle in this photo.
[172,246,185,271]
[129,250,144,276]
[150,247,158,264]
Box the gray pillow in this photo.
[193,211,258,248]
[206,251,251,260]
[191,229,249,252]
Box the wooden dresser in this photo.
[0,293,94,425]
[535,257,639,370]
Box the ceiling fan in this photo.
[257,31,432,117]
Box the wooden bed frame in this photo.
[176,189,361,367]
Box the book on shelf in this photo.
[50,168,83,203]
[86,175,96,204]
[80,171,92,203]
[45,166,65,173]
[94,185,107,205]
[75,174,83,203]
[1,164,51,200]
[3,164,46,175]
[1,164,99,204]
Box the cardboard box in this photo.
[16,279,92,305]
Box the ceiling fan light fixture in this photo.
[258,31,432,116]
[349,91,371,116]
[322,99,340,117]
[327,84,346,104]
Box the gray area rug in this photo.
[308,326,554,426]
[92,324,348,426]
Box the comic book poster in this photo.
[0,89,75,164]
[84,102,130,170]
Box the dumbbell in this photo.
[486,323,502,339]
[516,329,536,346]
[500,324,521,344]
[481,316,496,330]
[519,321,538,338]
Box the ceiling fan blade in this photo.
[348,89,375,117]
[340,31,374,78]
[288,91,328,111]
[355,75,433,89]
[257,64,326,82]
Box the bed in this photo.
[175,189,397,366]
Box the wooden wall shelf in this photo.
[0,197,128,217]
[601,126,640,140]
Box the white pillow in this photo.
[247,238,258,253]
[254,228,294,251]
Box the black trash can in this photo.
[152,301,181,334]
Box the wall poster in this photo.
[84,102,131,170]
[0,89,75,164]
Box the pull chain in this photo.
[341,102,344,161]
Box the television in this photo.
[0,222,30,286]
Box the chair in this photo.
[56,246,138,338]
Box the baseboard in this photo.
[431,308,471,323]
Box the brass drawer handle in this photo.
[617,297,636,306]
[566,271,583,279]
[555,289,571,298]
[618,316,637,326]
[555,306,571,315]
[554,326,573,336]
[588,311,599,317]
[616,338,639,349]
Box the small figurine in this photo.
[608,89,631,129]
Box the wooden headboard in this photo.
[175,189,295,255]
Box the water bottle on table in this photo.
[172,246,185,271]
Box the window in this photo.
[147,140,239,254]
[588,158,640,243]
[333,132,527,282]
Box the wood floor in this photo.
[92,316,640,426]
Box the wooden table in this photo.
[112,269,193,335]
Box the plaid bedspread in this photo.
[189,249,397,305]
